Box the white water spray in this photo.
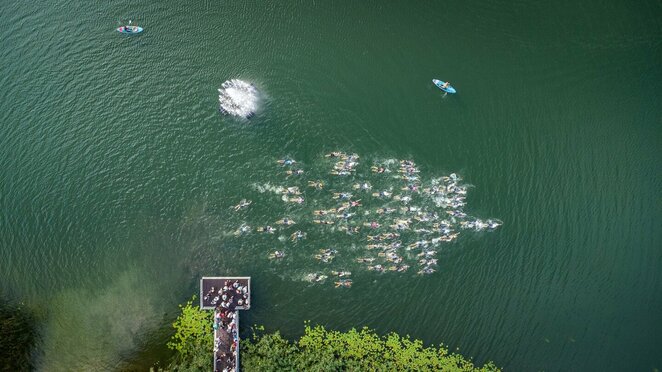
[218,79,259,119]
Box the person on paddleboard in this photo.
[442,81,450,89]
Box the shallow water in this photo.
[1,0,660,370]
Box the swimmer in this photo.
[375,207,397,215]
[368,264,385,273]
[372,190,392,198]
[390,223,409,231]
[386,254,402,264]
[417,267,436,275]
[283,186,301,195]
[318,248,337,255]
[290,230,306,241]
[350,200,362,207]
[314,249,336,263]
[288,196,304,204]
[364,221,380,229]
[336,160,358,169]
[407,240,429,249]
[438,219,452,227]
[400,176,420,185]
[313,219,334,225]
[277,158,297,166]
[332,192,352,200]
[285,169,304,176]
[268,250,285,259]
[313,210,328,216]
[438,226,453,235]
[233,199,252,211]
[233,224,251,236]
[338,225,359,234]
[308,180,324,189]
[389,241,402,249]
[397,265,410,272]
[331,271,351,277]
[275,218,296,225]
[356,257,376,264]
[381,232,400,239]
[423,186,441,195]
[256,226,275,234]
[334,279,352,288]
[395,195,413,204]
[473,220,488,231]
[376,250,390,257]
[340,212,354,219]
[371,165,388,173]
[486,219,502,229]
[398,166,419,174]
[307,273,328,283]
[353,182,372,191]
[417,250,437,257]
[418,258,438,266]
[401,184,419,192]
[334,203,348,213]
[446,210,467,218]
[430,237,443,245]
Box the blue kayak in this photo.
[433,79,456,94]
[116,25,143,34]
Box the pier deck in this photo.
[200,277,251,309]
[201,276,251,372]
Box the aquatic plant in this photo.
[165,296,213,370]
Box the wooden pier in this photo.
[200,276,251,372]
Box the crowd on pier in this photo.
[204,280,250,372]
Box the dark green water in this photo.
[1,0,661,370]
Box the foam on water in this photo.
[251,182,285,194]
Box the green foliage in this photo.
[241,322,500,372]
[163,298,500,371]
[165,296,213,371]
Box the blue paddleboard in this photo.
[116,25,143,34]
[432,79,456,94]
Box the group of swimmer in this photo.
[229,151,501,286]
[305,270,353,288]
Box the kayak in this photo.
[116,25,143,34]
[432,79,456,94]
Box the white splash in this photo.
[218,79,259,119]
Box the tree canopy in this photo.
[165,297,500,371]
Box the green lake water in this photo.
[1,0,661,370]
